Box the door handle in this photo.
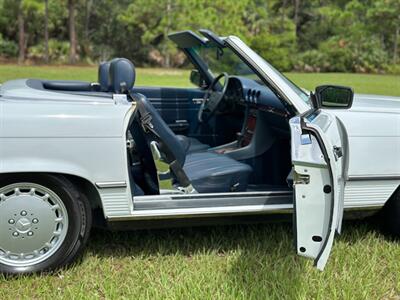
[192,98,203,104]
[169,120,190,132]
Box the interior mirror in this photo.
[314,85,354,109]
[190,69,205,87]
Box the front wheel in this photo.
[0,174,92,274]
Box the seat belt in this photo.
[128,92,197,193]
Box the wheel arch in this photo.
[0,172,104,219]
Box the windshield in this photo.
[262,59,310,104]
[192,42,310,106]
[193,45,258,80]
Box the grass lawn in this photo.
[0,65,400,299]
[0,64,399,96]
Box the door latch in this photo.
[333,146,343,160]
[300,134,312,145]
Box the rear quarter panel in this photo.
[0,84,136,218]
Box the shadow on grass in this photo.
[84,218,382,298]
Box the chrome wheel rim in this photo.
[0,183,69,267]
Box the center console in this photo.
[238,108,257,147]
[212,108,255,154]
[212,108,274,160]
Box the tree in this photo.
[367,0,400,64]
[119,0,252,67]
[0,0,398,73]
[68,0,77,64]
[293,0,300,37]
[17,0,25,64]
[44,0,49,63]
[84,0,134,61]
[82,0,93,58]
[1,0,45,63]
[395,27,399,64]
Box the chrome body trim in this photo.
[134,190,292,210]
[106,190,384,221]
[95,181,127,189]
[347,175,400,181]
[109,204,294,221]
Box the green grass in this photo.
[0,64,399,96]
[287,72,400,96]
[1,65,400,299]
[0,64,193,88]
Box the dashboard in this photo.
[225,76,289,117]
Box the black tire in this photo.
[0,174,92,275]
[378,187,400,236]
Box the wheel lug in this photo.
[27,231,34,236]
[20,210,27,216]
[32,218,39,224]
[12,232,19,237]
[8,219,15,224]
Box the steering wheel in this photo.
[198,72,229,123]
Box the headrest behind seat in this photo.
[108,58,136,94]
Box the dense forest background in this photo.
[0,0,399,73]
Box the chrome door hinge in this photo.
[293,171,310,185]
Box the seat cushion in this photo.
[177,135,210,153]
[183,152,252,193]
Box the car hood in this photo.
[350,93,400,113]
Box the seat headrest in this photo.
[98,61,111,92]
[108,58,136,93]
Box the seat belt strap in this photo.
[128,92,196,193]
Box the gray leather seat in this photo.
[133,93,252,193]
[101,58,207,153]
[183,152,252,193]
[107,58,253,193]
[176,135,210,153]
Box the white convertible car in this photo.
[0,30,399,274]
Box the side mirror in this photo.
[313,85,354,109]
[190,69,205,87]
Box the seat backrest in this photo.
[133,93,186,166]
[98,61,111,92]
[108,58,136,93]
[107,59,185,165]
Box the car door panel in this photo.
[290,112,345,270]
[132,86,205,135]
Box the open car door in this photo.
[290,111,346,270]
